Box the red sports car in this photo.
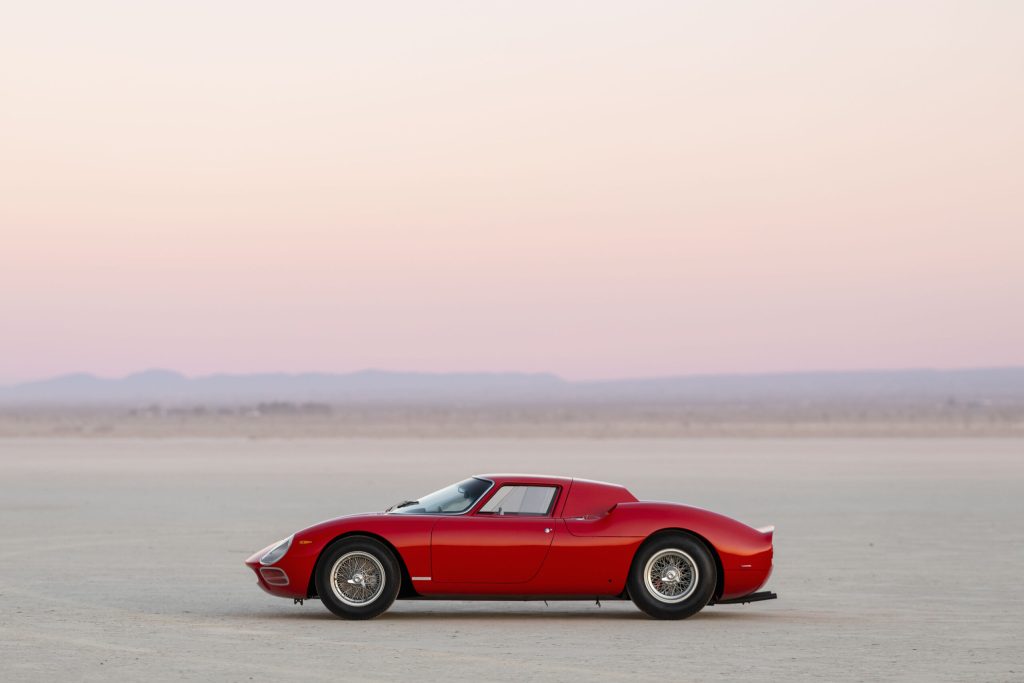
[245,474,776,620]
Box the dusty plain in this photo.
[1,438,1022,681]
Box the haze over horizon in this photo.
[3,1,1022,383]
[5,363,1024,388]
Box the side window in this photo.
[479,485,558,516]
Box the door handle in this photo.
[544,527,552,533]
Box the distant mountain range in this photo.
[1,367,1022,405]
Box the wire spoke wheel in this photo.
[330,551,386,606]
[643,548,698,604]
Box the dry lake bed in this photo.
[1,438,1022,681]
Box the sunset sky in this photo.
[2,1,1022,383]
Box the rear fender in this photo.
[633,528,725,603]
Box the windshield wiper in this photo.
[386,499,419,512]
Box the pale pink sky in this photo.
[2,1,1022,383]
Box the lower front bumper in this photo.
[246,555,307,599]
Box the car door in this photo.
[431,484,560,584]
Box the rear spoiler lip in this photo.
[757,525,775,539]
[715,590,778,605]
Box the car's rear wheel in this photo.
[628,533,716,620]
[315,536,400,620]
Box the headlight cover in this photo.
[259,535,293,566]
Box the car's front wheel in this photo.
[628,533,717,619]
[315,536,400,620]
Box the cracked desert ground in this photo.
[1,438,1021,681]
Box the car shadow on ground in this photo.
[236,605,777,622]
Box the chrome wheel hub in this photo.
[643,548,699,604]
[330,551,385,606]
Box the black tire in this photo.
[314,536,401,620]
[627,532,717,620]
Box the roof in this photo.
[473,474,628,490]
[472,474,637,516]
[474,473,575,487]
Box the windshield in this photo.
[388,477,493,515]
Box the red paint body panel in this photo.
[245,513,434,599]
[245,474,774,603]
[429,516,554,585]
[564,502,774,599]
[532,521,641,595]
[561,479,638,518]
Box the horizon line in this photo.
[4,363,1023,389]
